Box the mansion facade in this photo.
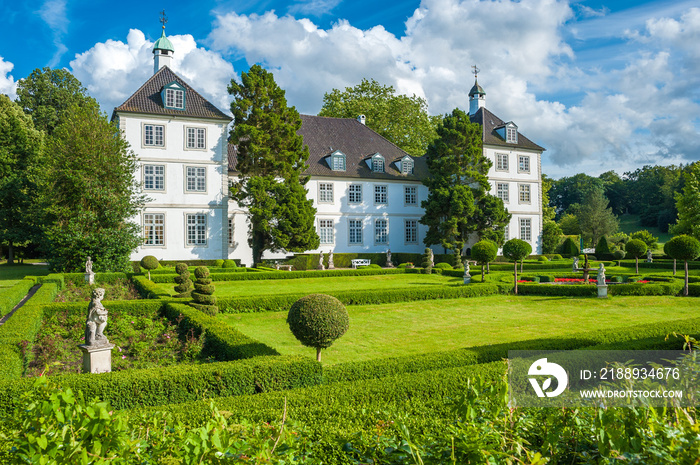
[113,28,543,266]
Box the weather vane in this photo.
[160,10,168,29]
[471,65,480,79]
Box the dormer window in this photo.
[329,151,346,171]
[161,81,186,110]
[400,155,414,175]
[371,154,385,173]
[505,122,518,143]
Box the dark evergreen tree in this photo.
[420,108,510,255]
[228,65,319,265]
[595,236,613,261]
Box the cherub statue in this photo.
[328,251,335,269]
[597,263,606,285]
[318,251,325,270]
[386,249,393,267]
[573,256,579,271]
[85,288,109,346]
[85,256,93,274]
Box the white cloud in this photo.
[0,56,17,99]
[287,0,342,16]
[69,29,236,115]
[36,0,68,67]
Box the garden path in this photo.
[0,284,41,327]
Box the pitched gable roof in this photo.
[228,115,427,181]
[470,107,545,152]
[113,66,231,121]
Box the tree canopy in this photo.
[420,108,510,255]
[571,190,618,246]
[319,78,438,156]
[671,162,700,240]
[0,95,44,263]
[229,65,319,264]
[502,239,532,295]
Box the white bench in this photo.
[275,264,293,271]
[351,259,371,269]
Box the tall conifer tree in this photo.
[228,65,319,264]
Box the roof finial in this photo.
[160,10,168,30]
[471,64,480,80]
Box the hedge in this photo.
[218,284,504,313]
[146,267,254,275]
[0,355,320,416]
[62,272,130,286]
[149,268,410,284]
[0,279,35,318]
[0,301,45,380]
[132,275,170,299]
[162,303,279,360]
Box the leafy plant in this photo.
[287,294,349,362]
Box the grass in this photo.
[220,295,699,365]
[618,214,672,250]
[0,263,50,287]
[153,273,463,297]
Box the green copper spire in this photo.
[153,11,174,52]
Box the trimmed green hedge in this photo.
[132,275,169,299]
[0,355,320,416]
[218,284,504,313]
[150,268,410,284]
[163,303,279,360]
[0,279,35,318]
[0,302,45,380]
[62,272,129,286]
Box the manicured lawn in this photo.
[0,263,50,287]
[221,295,700,365]
[154,273,463,297]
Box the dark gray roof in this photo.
[113,66,231,121]
[470,107,545,152]
[229,114,428,181]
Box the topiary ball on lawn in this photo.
[287,294,349,362]
[140,255,159,280]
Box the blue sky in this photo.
[1,0,698,178]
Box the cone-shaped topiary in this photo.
[421,248,434,274]
[140,255,159,280]
[561,237,579,258]
[595,236,613,261]
[190,266,218,315]
[174,262,193,298]
[287,294,349,362]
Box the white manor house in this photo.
[113,28,544,266]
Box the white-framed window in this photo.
[348,219,363,245]
[348,184,362,204]
[507,127,517,143]
[165,88,184,109]
[374,185,388,204]
[144,124,164,147]
[372,156,384,173]
[518,155,530,173]
[319,183,334,203]
[375,219,388,244]
[405,219,418,243]
[319,219,334,244]
[228,217,234,247]
[520,218,531,242]
[401,157,414,174]
[143,213,164,246]
[404,186,417,205]
[496,153,508,171]
[143,165,165,191]
[496,182,509,203]
[332,153,346,171]
[504,224,509,241]
[186,127,206,149]
[519,184,531,203]
[186,213,207,246]
[186,166,206,192]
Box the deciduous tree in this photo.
[503,239,532,295]
[665,235,700,296]
[671,162,700,240]
[625,239,647,275]
[319,78,438,156]
[229,65,319,265]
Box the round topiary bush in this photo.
[625,239,648,274]
[287,294,349,362]
[502,238,532,295]
[214,259,225,267]
[538,256,549,262]
[174,263,193,298]
[222,259,238,269]
[665,235,700,296]
[434,262,453,270]
[612,249,626,260]
[190,266,218,315]
[140,255,159,280]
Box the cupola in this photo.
[153,13,174,74]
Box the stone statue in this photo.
[464,260,471,275]
[573,256,579,271]
[84,256,95,284]
[328,251,335,269]
[386,249,394,267]
[646,249,653,263]
[84,288,109,347]
[85,256,93,274]
[597,263,606,285]
[318,251,325,270]
[429,249,434,268]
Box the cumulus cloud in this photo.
[36,0,68,67]
[287,0,342,16]
[69,29,236,115]
[0,56,17,99]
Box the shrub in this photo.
[140,255,159,280]
[174,262,193,298]
[214,259,225,267]
[502,239,532,295]
[613,249,626,260]
[665,235,700,296]
[561,237,579,257]
[538,256,548,262]
[191,266,218,315]
[471,240,498,282]
[434,262,453,270]
[421,248,434,274]
[630,230,659,250]
[625,239,648,274]
[595,236,613,260]
[222,259,238,269]
[287,294,349,362]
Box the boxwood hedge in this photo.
[149,268,411,284]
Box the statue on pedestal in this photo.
[318,251,325,270]
[85,256,95,284]
[84,288,109,347]
[386,249,394,267]
[646,249,653,263]
[85,256,93,274]
[573,256,579,271]
[597,263,606,285]
[328,251,335,269]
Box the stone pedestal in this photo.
[597,284,608,298]
[79,343,114,374]
[463,273,471,285]
[85,272,95,285]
